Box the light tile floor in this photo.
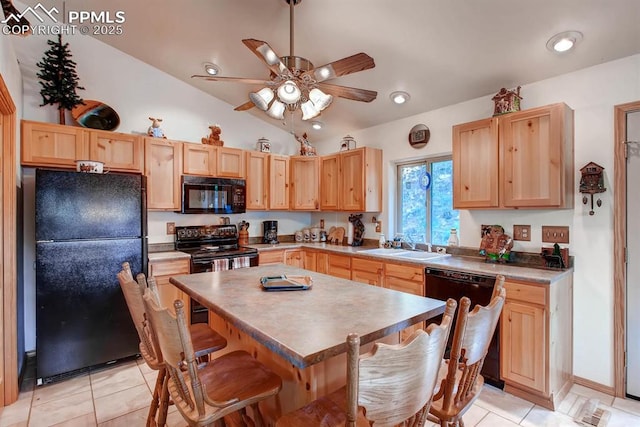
[1,357,640,426]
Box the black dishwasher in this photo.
[425,267,503,389]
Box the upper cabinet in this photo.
[269,154,290,210]
[217,147,245,178]
[183,143,216,176]
[290,156,320,211]
[245,151,269,210]
[22,120,143,173]
[453,103,574,209]
[320,147,382,212]
[144,137,182,211]
[89,130,143,173]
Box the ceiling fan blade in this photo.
[234,101,255,111]
[191,75,272,85]
[242,38,292,78]
[304,53,375,83]
[317,83,377,103]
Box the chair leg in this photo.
[147,367,165,427]
[249,403,264,427]
[157,368,170,427]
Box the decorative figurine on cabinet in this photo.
[147,117,166,138]
[579,162,606,215]
[340,135,356,151]
[201,124,224,146]
[479,225,513,262]
[296,133,317,156]
[492,86,522,116]
[256,137,271,152]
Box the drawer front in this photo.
[504,280,546,305]
[351,268,382,286]
[259,250,285,265]
[385,276,424,296]
[352,257,384,272]
[149,259,190,277]
[328,254,351,269]
[384,262,424,282]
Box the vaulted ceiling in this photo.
[18,0,640,142]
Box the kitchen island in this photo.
[169,264,446,419]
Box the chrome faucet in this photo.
[401,234,416,251]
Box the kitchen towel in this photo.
[233,256,251,269]
[212,258,229,271]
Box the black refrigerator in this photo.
[35,169,147,382]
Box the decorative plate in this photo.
[408,124,430,148]
[72,100,120,131]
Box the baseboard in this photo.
[574,375,615,396]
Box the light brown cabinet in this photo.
[320,147,382,212]
[284,249,304,268]
[245,151,269,210]
[327,253,351,279]
[316,252,329,274]
[290,156,320,210]
[246,152,289,210]
[148,257,190,315]
[217,146,245,178]
[144,137,182,210]
[89,130,143,173]
[500,276,573,410]
[183,143,216,176]
[383,261,425,341]
[453,103,574,209]
[258,249,285,265]
[320,154,340,210]
[351,257,384,286]
[22,120,143,173]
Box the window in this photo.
[396,157,459,245]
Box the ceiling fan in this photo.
[192,0,377,121]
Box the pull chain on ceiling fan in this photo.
[192,0,377,121]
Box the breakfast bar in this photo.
[169,264,446,418]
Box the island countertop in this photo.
[169,264,446,368]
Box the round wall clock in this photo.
[408,124,430,148]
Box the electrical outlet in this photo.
[542,226,570,244]
[513,225,531,241]
[166,222,175,235]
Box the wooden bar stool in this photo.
[428,275,506,427]
[276,298,458,427]
[142,291,282,427]
[117,263,227,426]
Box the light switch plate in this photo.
[513,225,531,241]
[542,226,569,244]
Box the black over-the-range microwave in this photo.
[180,175,246,214]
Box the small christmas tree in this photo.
[36,34,85,125]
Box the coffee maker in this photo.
[263,220,278,244]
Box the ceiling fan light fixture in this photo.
[277,80,302,104]
[546,30,583,53]
[309,88,332,111]
[390,91,410,105]
[249,87,275,111]
[311,120,323,130]
[301,100,320,120]
[266,99,286,120]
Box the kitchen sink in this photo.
[358,248,410,256]
[392,251,449,261]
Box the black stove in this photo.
[175,224,259,325]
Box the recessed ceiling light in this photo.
[203,62,221,75]
[390,91,410,105]
[546,31,583,53]
[311,120,323,130]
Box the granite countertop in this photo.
[247,242,572,284]
[170,264,446,368]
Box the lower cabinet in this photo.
[383,261,425,341]
[500,277,573,410]
[148,257,190,314]
[284,249,304,268]
[258,249,285,265]
[327,254,351,279]
[351,257,383,286]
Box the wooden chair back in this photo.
[346,298,457,427]
[117,264,162,367]
[431,275,506,424]
[142,292,239,423]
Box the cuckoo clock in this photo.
[579,162,606,215]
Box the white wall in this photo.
[318,54,640,387]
